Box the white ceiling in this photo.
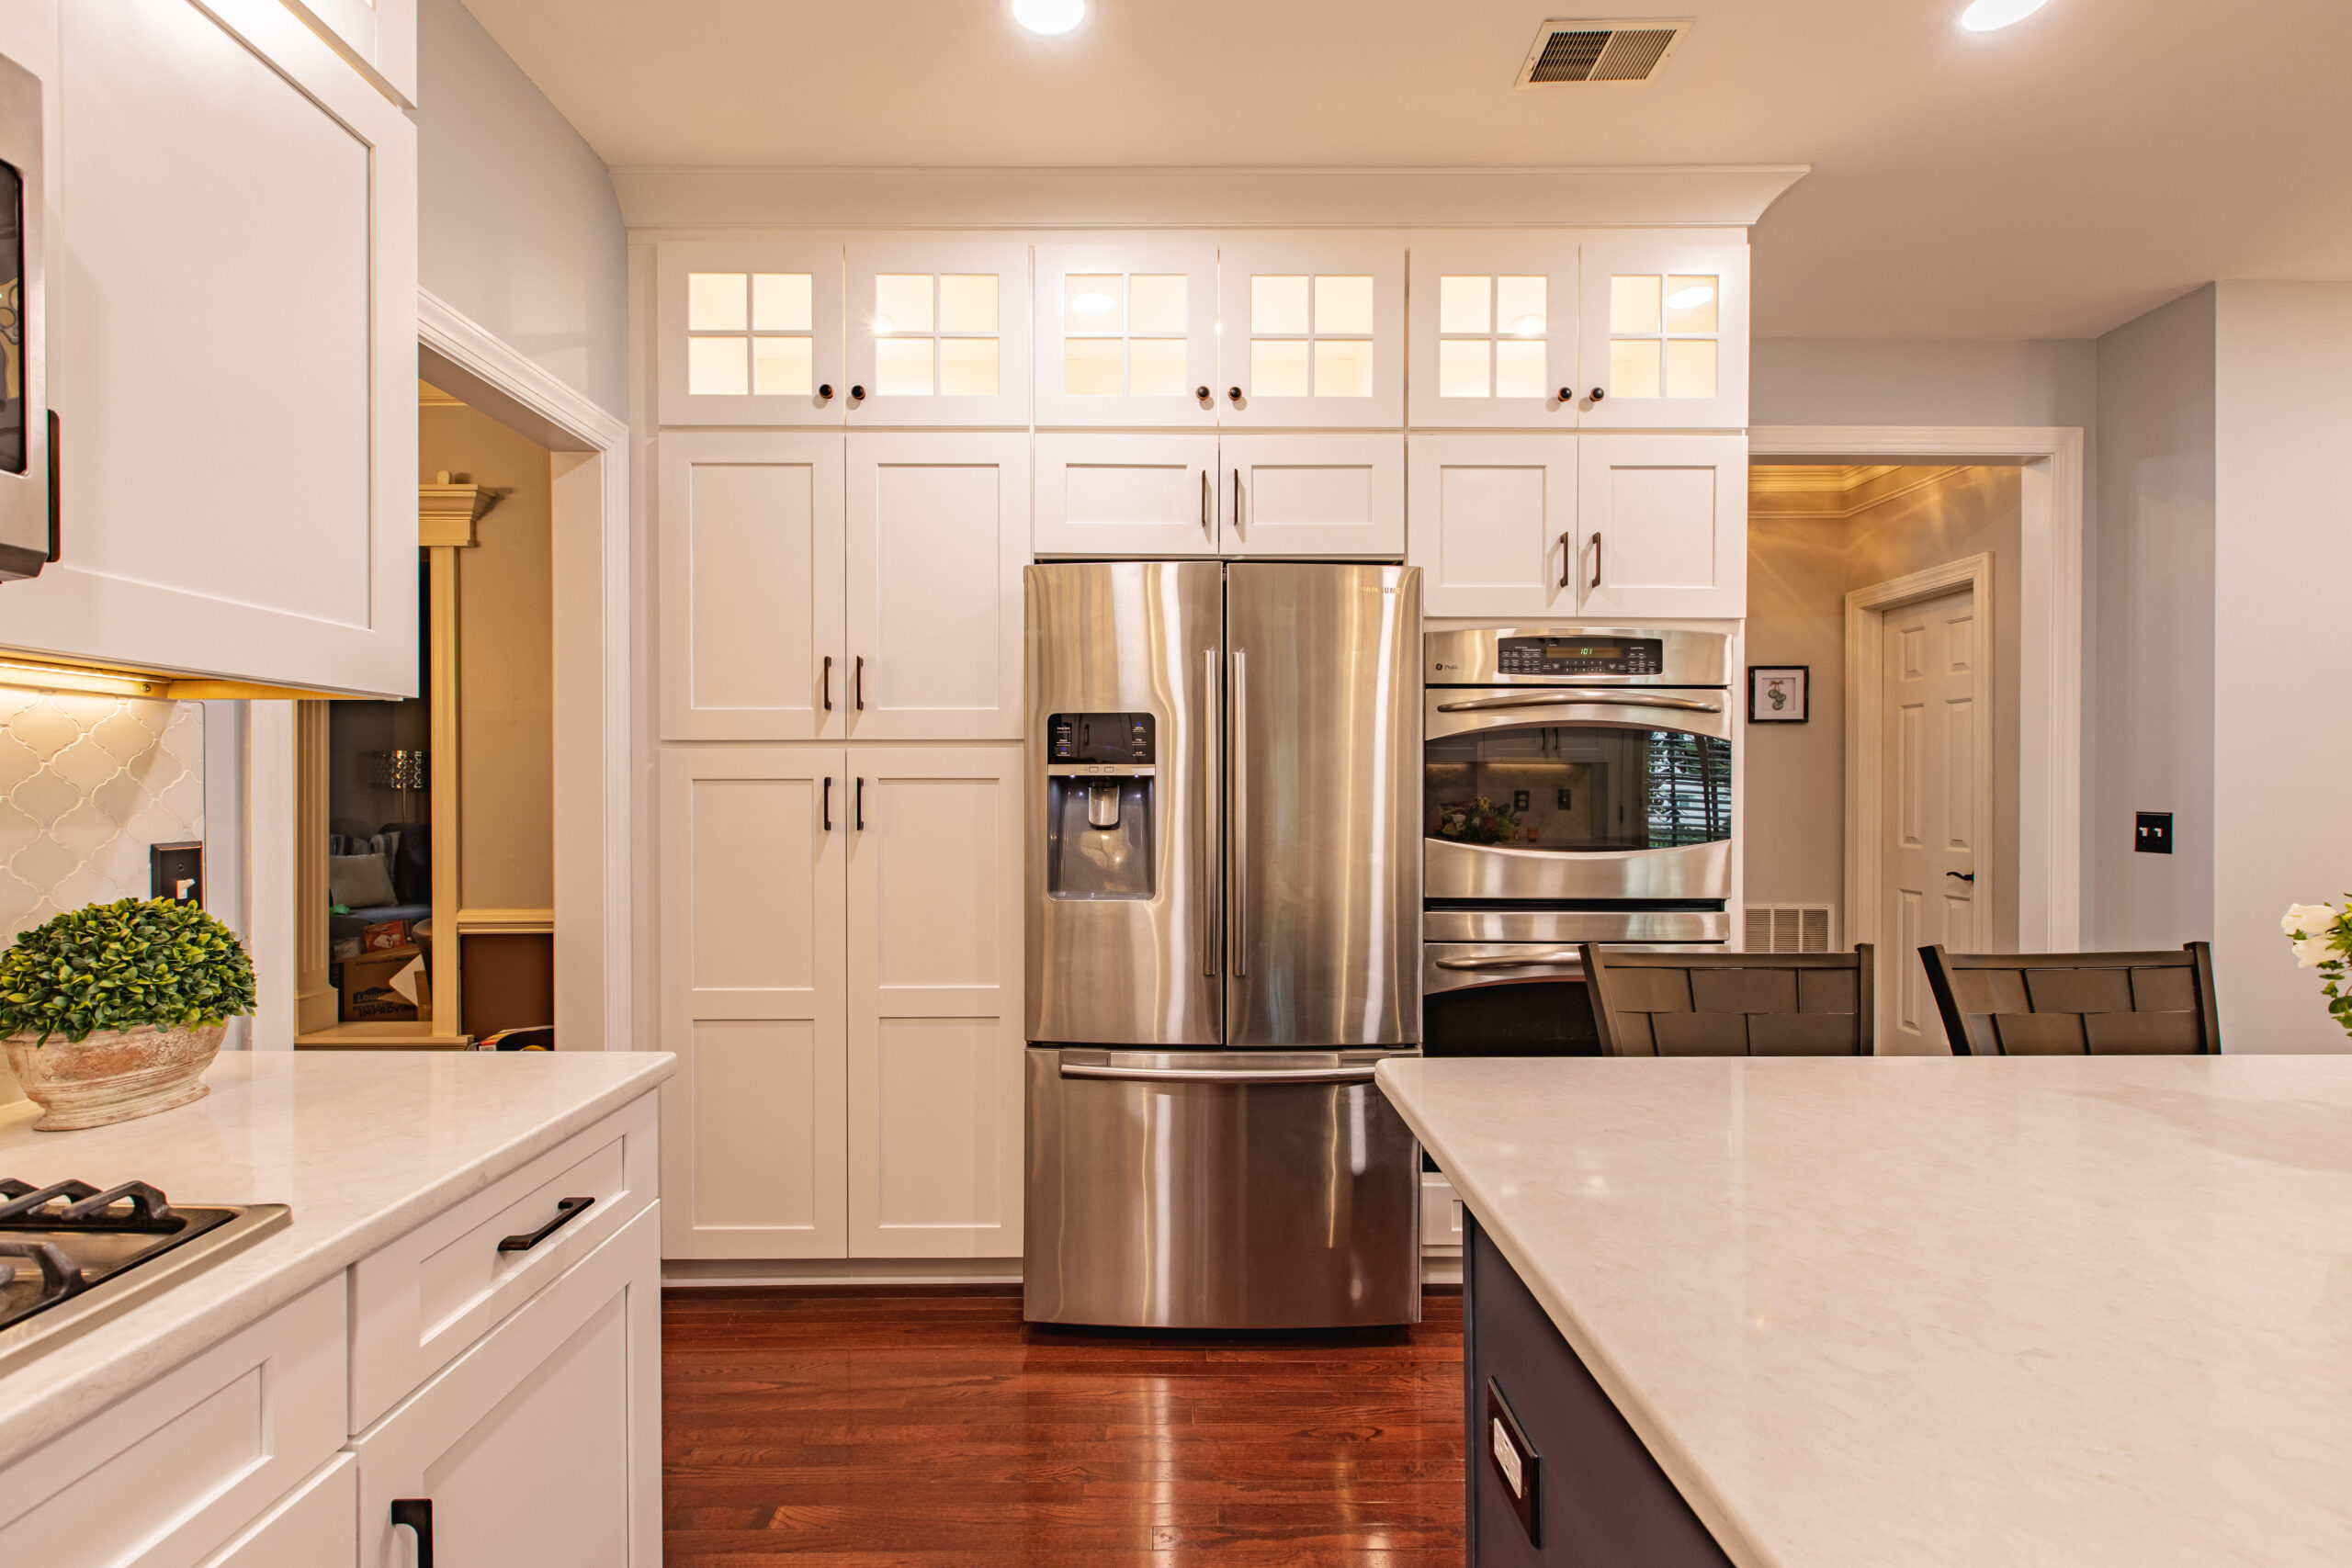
[458,0,2352,339]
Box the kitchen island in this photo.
[1374,1054,2352,1568]
[0,1048,673,1564]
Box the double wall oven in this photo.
[1422,627,1734,1055]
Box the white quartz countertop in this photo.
[0,1048,674,1471]
[1375,1055,2352,1568]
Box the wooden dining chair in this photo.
[1917,942,2219,1055]
[1580,944,1874,1056]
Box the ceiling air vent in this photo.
[1516,18,1691,86]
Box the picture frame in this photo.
[1748,665,1809,723]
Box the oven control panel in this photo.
[1494,637,1664,677]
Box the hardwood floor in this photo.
[663,1287,1465,1566]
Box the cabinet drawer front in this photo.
[0,1277,347,1568]
[196,1453,358,1568]
[350,1093,658,1431]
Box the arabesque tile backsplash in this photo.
[0,692,206,942]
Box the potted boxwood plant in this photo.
[0,897,256,1131]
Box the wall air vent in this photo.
[1747,905,1836,954]
[1516,19,1691,86]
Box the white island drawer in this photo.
[349,1092,658,1430]
[0,1275,347,1568]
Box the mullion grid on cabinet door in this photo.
[658,241,843,426]
[1219,243,1403,428]
[1577,243,1748,429]
[1036,243,1218,427]
[848,243,1033,426]
[1407,244,1577,430]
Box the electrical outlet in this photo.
[1512,789,1530,813]
[2134,812,2173,855]
[1555,788,1572,810]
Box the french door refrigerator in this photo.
[1023,560,1423,1328]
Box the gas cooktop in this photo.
[0,1178,290,1378]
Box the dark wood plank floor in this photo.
[663,1287,1465,1566]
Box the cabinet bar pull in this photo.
[498,1195,594,1253]
[1201,468,1211,534]
[854,655,865,710]
[1231,649,1248,977]
[1589,531,1602,591]
[855,777,865,831]
[822,654,832,712]
[1556,530,1571,591]
[45,411,61,563]
[1231,468,1242,535]
[391,1499,435,1567]
[822,776,833,831]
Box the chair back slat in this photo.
[1917,942,2219,1055]
[1582,945,1874,1056]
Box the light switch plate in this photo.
[150,840,203,906]
[2134,812,2173,855]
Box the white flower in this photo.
[2282,902,2336,936]
[2294,933,2336,968]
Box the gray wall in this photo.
[2086,288,2214,953]
[417,0,628,417]
[1752,339,2097,431]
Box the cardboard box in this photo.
[334,944,428,1023]
[362,920,408,953]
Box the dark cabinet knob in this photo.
[850,385,866,401]
[1555,388,1573,406]
[1589,387,1606,403]
[1195,385,1212,401]
[818,383,834,400]
[1227,386,1243,402]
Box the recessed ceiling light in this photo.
[1959,0,2046,31]
[1012,0,1087,36]
[1667,285,1715,310]
[1071,292,1116,314]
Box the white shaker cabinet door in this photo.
[352,1205,662,1568]
[659,746,849,1259]
[657,432,846,740]
[1575,243,1750,430]
[845,433,1028,739]
[1575,433,1748,619]
[1035,433,1222,558]
[845,745,1024,1259]
[196,1455,358,1568]
[1222,434,1404,558]
[1035,241,1218,428]
[1406,243,1580,430]
[1216,241,1405,429]
[845,243,1033,427]
[656,242,846,427]
[1406,434,1577,617]
[6,0,417,696]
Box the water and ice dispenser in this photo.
[1044,712,1156,900]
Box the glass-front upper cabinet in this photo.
[1035,243,1218,428]
[1406,245,1577,430]
[1575,243,1749,430]
[1216,242,1404,429]
[658,242,845,426]
[844,243,1033,427]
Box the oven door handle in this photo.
[1059,1063,1378,1085]
[1435,691,1720,714]
[1432,953,1588,971]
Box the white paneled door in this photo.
[1035,242,1218,427]
[845,746,1024,1258]
[1880,588,1987,1053]
[657,434,846,740]
[1406,434,1577,616]
[845,243,1034,427]
[1407,243,1579,429]
[1034,434,1222,557]
[1575,242,1750,431]
[1222,434,1405,558]
[656,242,845,426]
[1575,433,1748,619]
[1216,242,1406,429]
[659,747,848,1259]
[845,433,1029,739]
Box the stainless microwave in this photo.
[0,47,48,582]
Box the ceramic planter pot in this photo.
[3,1021,225,1132]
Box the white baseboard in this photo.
[662,1257,1024,1288]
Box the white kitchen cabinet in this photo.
[845,243,1033,427]
[846,432,1028,739]
[1035,433,1222,557]
[1575,242,1750,430]
[657,432,847,739]
[846,745,1024,1259]
[1216,241,1405,429]
[351,1204,662,1568]
[1035,241,1218,428]
[196,1456,358,1568]
[1222,434,1404,558]
[1407,243,1580,430]
[656,241,846,427]
[1406,434,1578,616]
[277,0,415,105]
[0,0,418,697]
[1575,433,1748,618]
[658,746,849,1259]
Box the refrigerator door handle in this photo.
[1202,646,1219,977]
[1230,648,1248,977]
[1058,1063,1378,1085]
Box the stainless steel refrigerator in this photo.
[1023,560,1423,1329]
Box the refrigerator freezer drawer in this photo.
[1023,1049,1422,1329]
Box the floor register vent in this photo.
[1516,19,1691,85]
[1746,904,1836,954]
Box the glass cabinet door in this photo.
[1035,242,1218,428]
[1216,241,1404,430]
[845,243,1033,428]
[657,242,845,427]
[1575,243,1749,430]
[1407,244,1577,430]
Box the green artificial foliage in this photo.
[0,897,257,1045]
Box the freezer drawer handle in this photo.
[1434,953,1585,971]
[1059,1064,1379,1085]
[1435,691,1721,714]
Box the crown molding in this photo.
[613,164,1809,232]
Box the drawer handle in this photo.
[391,1498,434,1567]
[497,1195,594,1253]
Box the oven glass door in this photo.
[1426,721,1730,852]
